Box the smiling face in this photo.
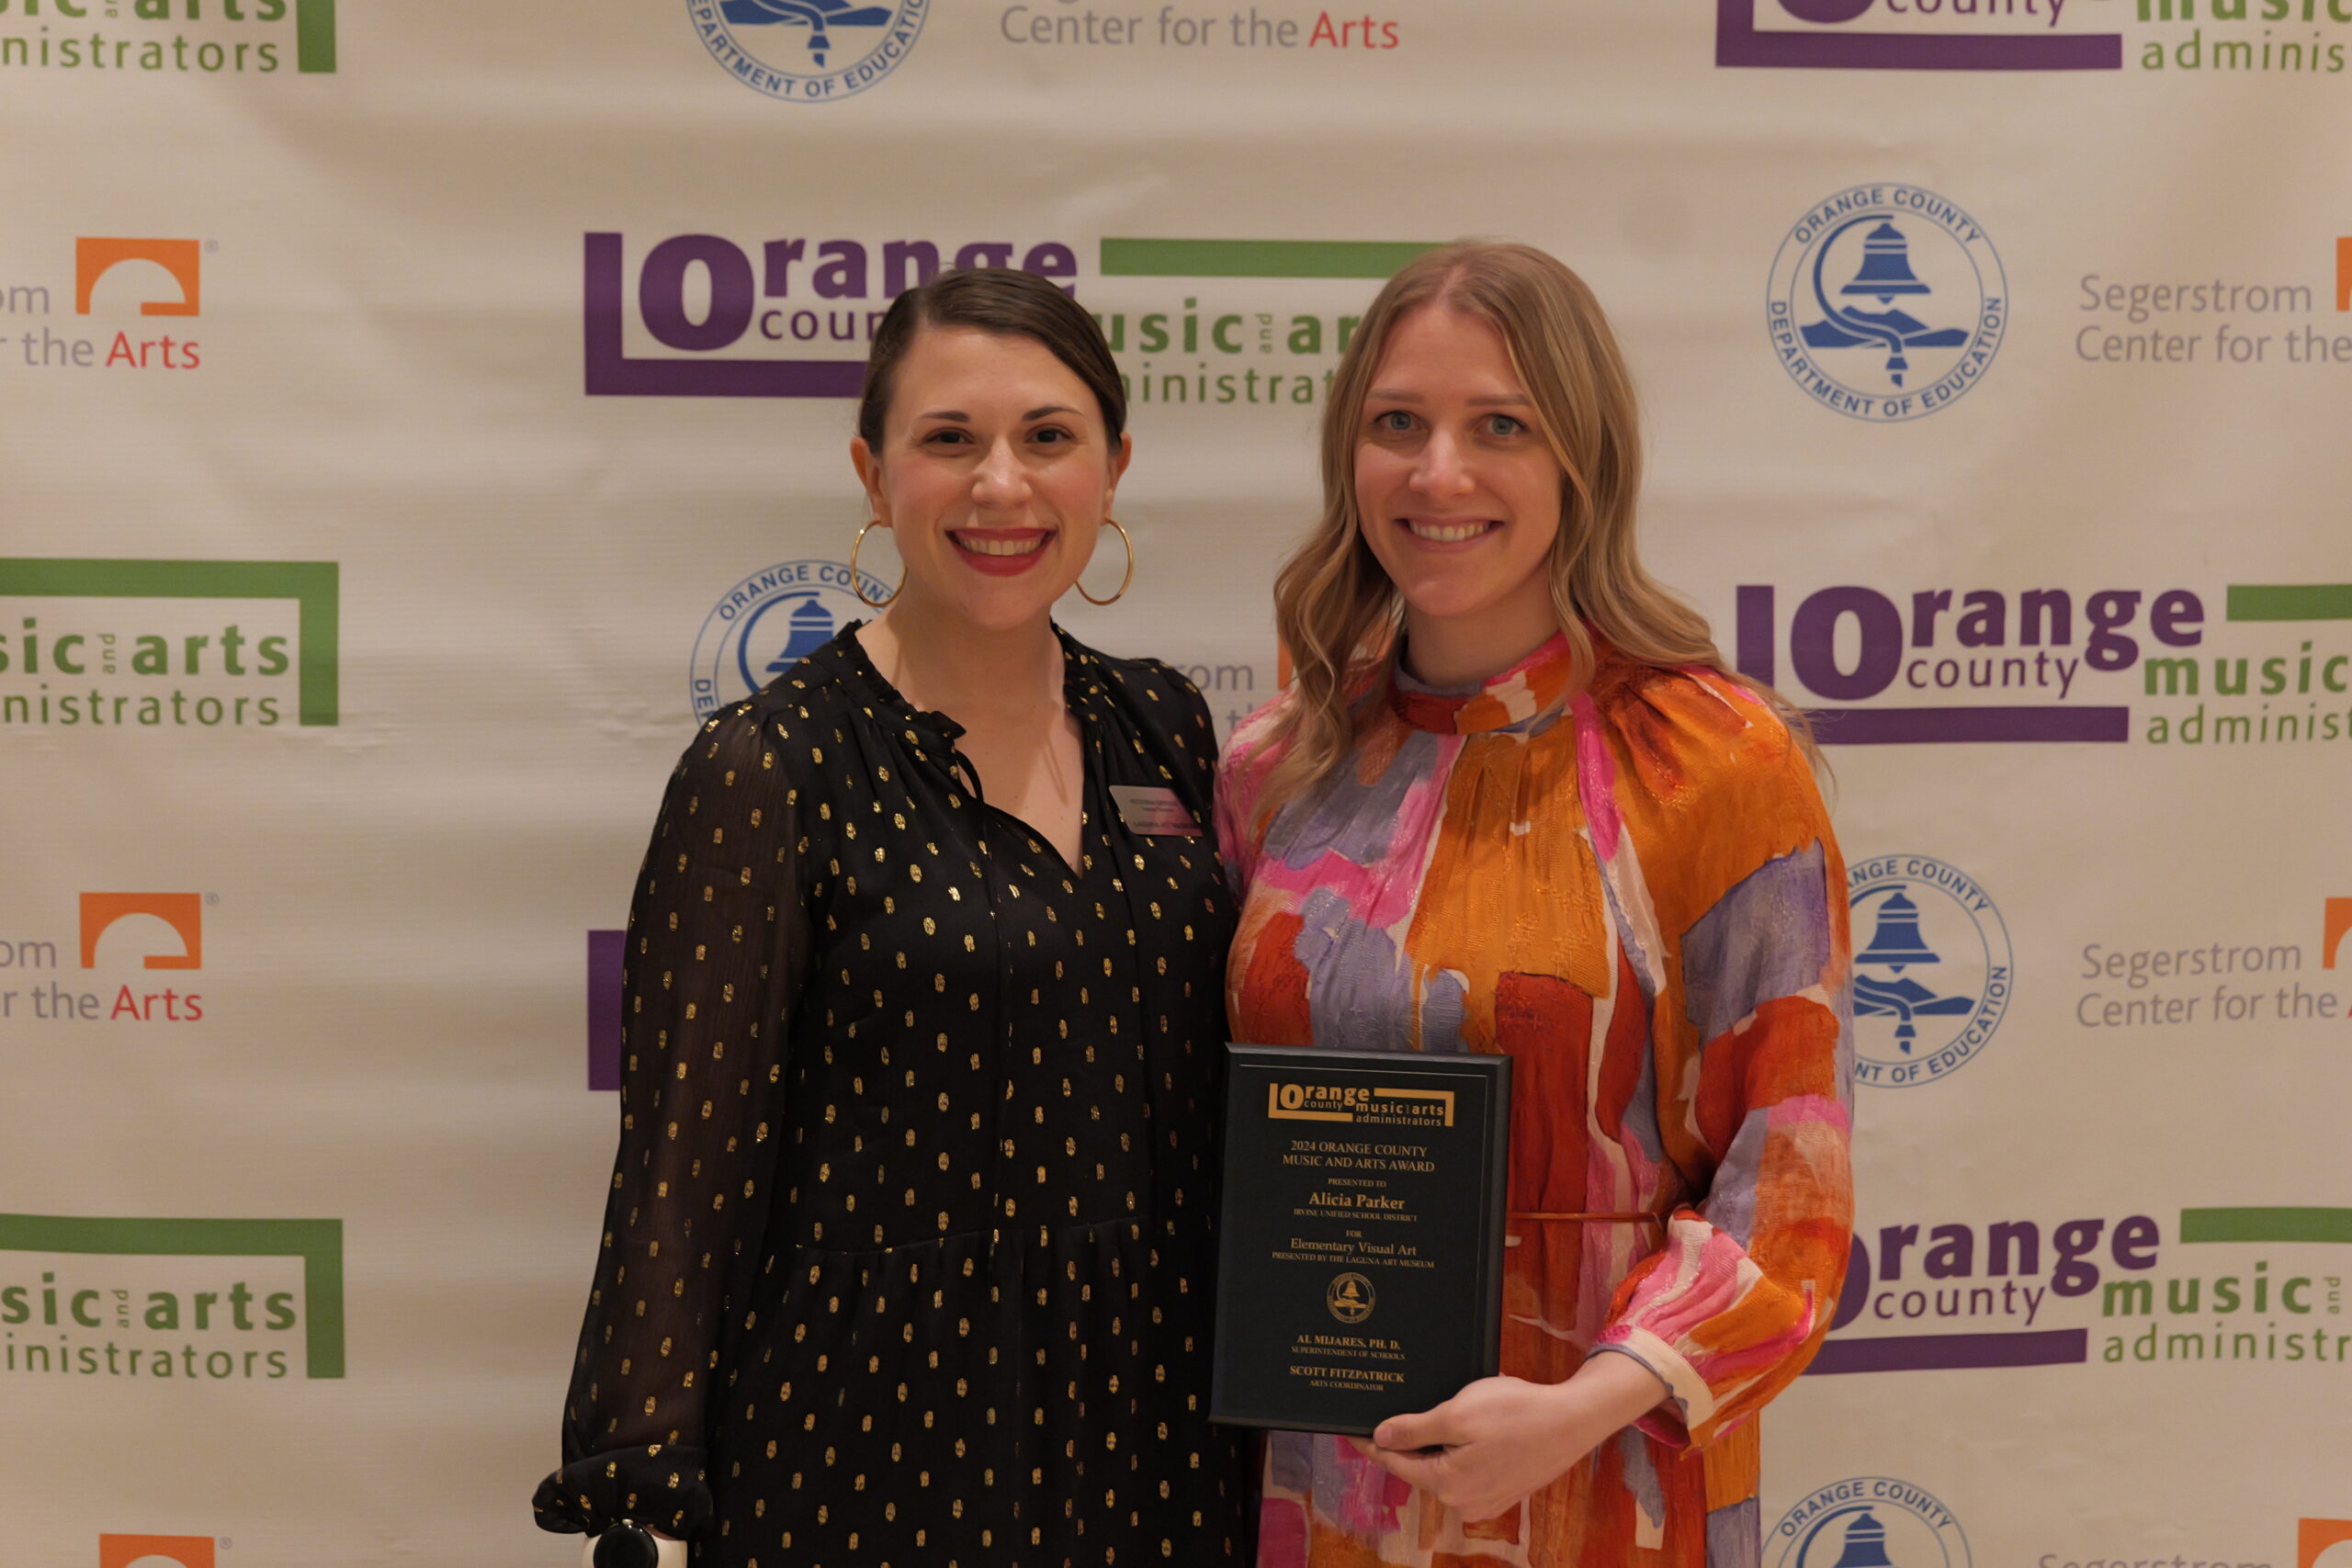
[1354,303,1566,680]
[853,325,1130,633]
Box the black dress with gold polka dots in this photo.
[535,626,1254,1566]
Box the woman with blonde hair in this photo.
[1216,241,1854,1565]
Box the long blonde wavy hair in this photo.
[1252,240,1816,824]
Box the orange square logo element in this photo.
[2324,899,2352,970]
[75,238,201,318]
[99,1537,215,1568]
[80,893,204,971]
[2301,1519,2352,1568]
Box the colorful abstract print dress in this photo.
[1215,635,1854,1568]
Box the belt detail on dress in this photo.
[1503,1211,1669,1247]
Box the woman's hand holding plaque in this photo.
[1349,1353,1670,1523]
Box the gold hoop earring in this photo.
[1077,518,1135,607]
[848,519,903,609]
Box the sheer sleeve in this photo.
[534,703,808,1538]
[1578,669,1853,1450]
[1593,831,1852,1448]
[1211,694,1289,896]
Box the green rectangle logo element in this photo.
[0,1213,345,1377]
[2225,584,2352,622]
[1100,239,1440,280]
[2179,1207,2352,1245]
[0,558,339,726]
[296,0,337,73]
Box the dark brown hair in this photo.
[857,268,1127,448]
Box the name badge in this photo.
[1111,784,1203,838]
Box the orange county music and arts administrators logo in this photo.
[0,558,340,731]
[2,1213,345,1384]
[0,0,335,80]
[1265,1080,1456,1128]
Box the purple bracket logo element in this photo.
[588,929,623,1090]
[582,231,1080,399]
[1735,585,2134,745]
[1809,1327,2088,1373]
[583,233,866,399]
[1717,0,2120,70]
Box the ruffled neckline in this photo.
[821,619,1110,747]
[1387,632,1580,735]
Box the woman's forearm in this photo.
[1554,1346,1673,1446]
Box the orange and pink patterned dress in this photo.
[1215,634,1854,1567]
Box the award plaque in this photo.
[1210,1044,1510,1437]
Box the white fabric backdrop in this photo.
[4,3,2348,1563]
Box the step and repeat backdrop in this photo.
[4,2,2348,1564]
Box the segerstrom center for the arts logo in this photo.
[2043,1518,2351,1568]
[688,0,927,100]
[4,236,217,374]
[1734,578,2352,746]
[0,558,338,731]
[1844,883,2346,1090]
[0,893,211,1025]
[582,231,1434,413]
[1769,213,2347,403]
[0,0,335,79]
[0,1213,344,1383]
[2304,1522,2352,1568]
[1721,0,2352,77]
[101,1538,219,1568]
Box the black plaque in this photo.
[1210,1044,1510,1437]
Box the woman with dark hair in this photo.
[1218,241,1852,1565]
[534,267,1254,1566]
